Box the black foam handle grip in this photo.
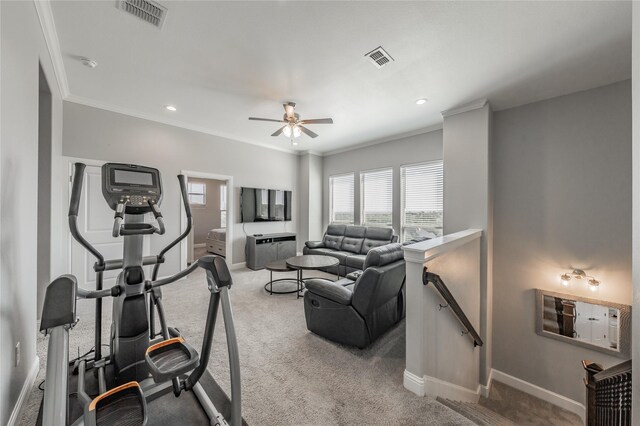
[177,175,192,219]
[69,163,86,217]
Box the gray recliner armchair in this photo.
[303,243,406,349]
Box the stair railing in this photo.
[582,359,632,426]
[422,267,483,347]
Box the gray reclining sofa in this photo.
[303,224,398,276]
[303,243,406,348]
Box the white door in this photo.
[574,301,592,342]
[69,163,151,296]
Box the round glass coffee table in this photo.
[286,255,340,299]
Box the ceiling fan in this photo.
[249,102,333,144]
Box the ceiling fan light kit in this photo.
[249,102,333,144]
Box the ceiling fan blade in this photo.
[283,102,296,119]
[298,125,318,138]
[249,117,286,123]
[271,126,286,137]
[299,118,333,125]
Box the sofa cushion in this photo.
[360,238,388,254]
[326,224,347,236]
[346,254,366,269]
[323,234,344,250]
[364,243,404,268]
[323,250,352,265]
[341,237,363,254]
[365,227,394,241]
[344,226,366,238]
[306,247,337,255]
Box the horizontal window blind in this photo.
[330,173,354,224]
[401,161,443,241]
[361,168,393,227]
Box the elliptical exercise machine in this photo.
[38,162,243,426]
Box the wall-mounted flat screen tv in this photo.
[240,187,292,222]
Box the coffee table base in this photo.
[264,277,302,295]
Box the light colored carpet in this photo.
[19,267,473,425]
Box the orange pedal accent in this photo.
[89,381,141,411]
[146,336,185,354]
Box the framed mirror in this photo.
[535,289,631,358]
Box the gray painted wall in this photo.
[189,177,225,244]
[633,4,640,422]
[322,130,443,236]
[297,153,323,250]
[62,102,298,271]
[492,80,632,404]
[0,2,64,423]
[442,103,493,386]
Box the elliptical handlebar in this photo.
[151,174,192,280]
[69,163,105,266]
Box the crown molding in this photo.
[34,0,69,98]
[64,95,298,155]
[321,123,443,157]
[441,98,489,118]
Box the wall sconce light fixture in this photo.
[560,269,600,291]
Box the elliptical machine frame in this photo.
[38,162,243,426]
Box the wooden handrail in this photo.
[422,268,483,347]
[593,359,631,382]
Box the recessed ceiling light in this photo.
[164,105,177,112]
[416,98,427,105]
[80,57,98,68]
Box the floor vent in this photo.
[365,46,394,69]
[118,0,167,28]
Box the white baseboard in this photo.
[490,369,585,424]
[231,262,246,271]
[403,370,425,396]
[8,356,40,426]
[424,374,480,403]
[193,243,206,249]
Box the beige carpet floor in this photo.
[19,267,473,425]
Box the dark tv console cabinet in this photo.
[246,233,297,270]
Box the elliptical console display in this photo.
[102,163,163,214]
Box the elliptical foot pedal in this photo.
[88,381,147,426]
[145,337,199,383]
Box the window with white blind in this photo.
[329,173,355,224]
[187,182,206,206]
[401,161,443,242]
[220,184,227,228]
[361,168,393,227]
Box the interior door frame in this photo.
[179,170,234,270]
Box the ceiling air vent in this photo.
[118,0,167,28]
[365,46,394,69]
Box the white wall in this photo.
[442,103,493,387]
[322,130,443,235]
[61,102,298,271]
[0,1,64,423]
[492,80,632,404]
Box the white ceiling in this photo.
[48,1,631,154]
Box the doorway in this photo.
[180,171,233,269]
[36,65,52,319]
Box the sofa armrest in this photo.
[346,270,363,281]
[305,240,325,249]
[305,279,353,305]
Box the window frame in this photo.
[329,172,355,225]
[187,181,206,206]
[400,160,444,242]
[220,184,227,228]
[359,167,394,228]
